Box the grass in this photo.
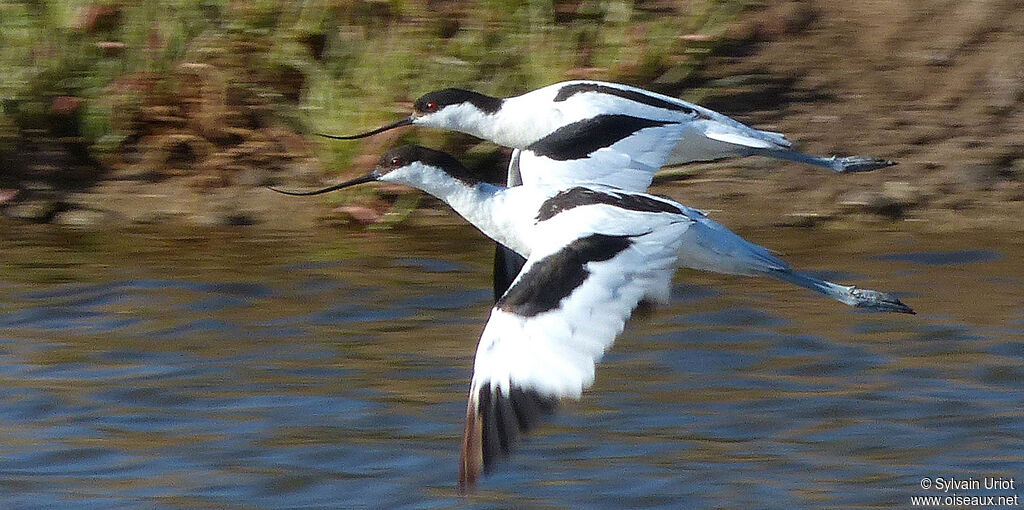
[0,0,754,201]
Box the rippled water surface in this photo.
[1,223,1021,509]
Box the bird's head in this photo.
[371,144,472,186]
[410,88,503,130]
[319,88,503,141]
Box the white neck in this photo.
[483,93,570,148]
[416,103,497,144]
[380,164,526,253]
[417,98,556,149]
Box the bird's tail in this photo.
[768,269,915,314]
[749,147,897,173]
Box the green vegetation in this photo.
[306,0,750,173]
[0,0,752,227]
[1,0,749,164]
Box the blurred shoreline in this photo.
[2,1,1021,232]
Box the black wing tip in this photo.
[890,294,916,314]
[478,384,558,473]
[835,156,899,173]
[851,288,916,314]
[873,301,916,314]
[896,302,916,315]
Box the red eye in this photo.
[426,101,438,112]
[390,156,403,167]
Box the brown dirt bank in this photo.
[656,0,1024,233]
[2,0,1022,232]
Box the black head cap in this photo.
[413,88,504,115]
[377,145,483,185]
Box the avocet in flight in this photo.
[324,80,899,298]
[322,80,897,192]
[271,145,913,490]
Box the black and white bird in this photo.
[324,80,899,298]
[324,80,897,192]
[271,145,913,490]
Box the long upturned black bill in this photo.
[268,172,378,196]
[317,117,414,140]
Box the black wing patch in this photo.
[478,384,558,470]
[526,114,675,161]
[553,82,703,117]
[535,187,682,222]
[497,233,633,317]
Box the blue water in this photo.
[0,226,1021,509]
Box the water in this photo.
[0,222,1021,509]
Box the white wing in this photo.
[517,120,687,192]
[673,203,791,276]
[458,208,689,489]
[577,81,895,172]
[511,80,890,183]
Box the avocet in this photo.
[271,145,913,490]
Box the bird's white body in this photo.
[411,80,893,192]
[294,74,905,492]
[386,160,780,283]
[425,81,786,154]
[372,153,911,488]
[301,76,905,492]
[381,160,905,311]
[275,144,913,490]
[382,162,532,254]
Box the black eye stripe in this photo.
[413,89,504,115]
[376,145,482,186]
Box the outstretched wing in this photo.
[512,80,795,191]
[520,117,688,191]
[515,112,689,192]
[512,80,891,188]
[458,212,690,490]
